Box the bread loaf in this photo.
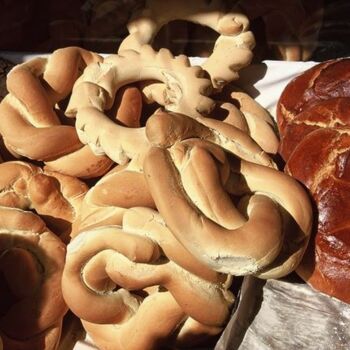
[277,58,350,303]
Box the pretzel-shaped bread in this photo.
[119,0,255,89]
[0,206,66,350]
[0,161,88,242]
[144,139,313,277]
[63,221,233,349]
[0,47,113,178]
[65,45,216,163]
[73,160,225,283]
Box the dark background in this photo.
[0,0,349,62]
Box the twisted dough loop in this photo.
[82,290,223,350]
[66,45,215,163]
[0,161,88,242]
[146,109,276,168]
[0,207,66,350]
[62,224,233,348]
[72,151,226,284]
[144,139,312,277]
[119,0,255,89]
[0,47,113,178]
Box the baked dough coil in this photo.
[0,161,88,242]
[0,206,66,350]
[68,143,233,348]
[0,47,113,178]
[65,45,217,162]
[144,138,313,278]
[62,218,233,350]
[67,77,276,168]
[147,109,277,168]
[118,0,255,89]
[209,89,279,155]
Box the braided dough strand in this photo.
[144,140,312,277]
[65,45,215,163]
[0,47,113,178]
[0,161,88,242]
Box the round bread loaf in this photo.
[277,59,350,303]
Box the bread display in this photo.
[277,58,350,303]
[0,3,327,349]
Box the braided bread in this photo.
[0,161,88,242]
[276,59,350,303]
[0,47,113,178]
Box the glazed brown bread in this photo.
[277,58,350,303]
[286,127,350,303]
[277,58,350,134]
[279,97,350,160]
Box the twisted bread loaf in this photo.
[0,161,88,242]
[119,0,255,89]
[277,59,350,303]
[144,139,312,277]
[0,47,113,178]
[63,219,233,350]
[67,52,275,167]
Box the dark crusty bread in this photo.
[277,58,350,303]
[277,58,350,133]
[279,97,350,161]
[286,127,350,303]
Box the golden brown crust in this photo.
[0,324,62,350]
[119,0,255,89]
[62,224,233,349]
[0,161,88,241]
[143,140,312,277]
[0,47,113,178]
